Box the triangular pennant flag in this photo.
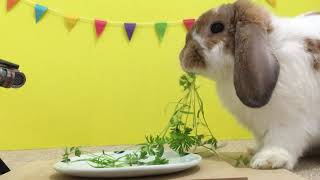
[124,23,136,41]
[34,4,48,23]
[155,22,167,42]
[7,0,19,11]
[95,19,107,38]
[64,16,79,31]
[183,19,195,31]
[266,0,276,8]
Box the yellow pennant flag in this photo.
[266,0,276,8]
[64,16,79,31]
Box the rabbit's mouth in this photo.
[179,41,206,72]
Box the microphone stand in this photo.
[0,159,10,175]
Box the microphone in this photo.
[0,59,26,88]
[0,59,26,175]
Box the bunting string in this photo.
[6,0,276,41]
[20,0,184,26]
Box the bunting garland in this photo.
[5,0,276,41]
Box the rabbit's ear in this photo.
[233,21,279,108]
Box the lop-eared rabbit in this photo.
[180,0,320,169]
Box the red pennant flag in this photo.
[95,19,107,38]
[183,19,195,31]
[7,0,19,11]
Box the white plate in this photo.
[53,150,202,178]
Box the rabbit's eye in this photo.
[210,22,224,34]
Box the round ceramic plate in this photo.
[53,150,202,178]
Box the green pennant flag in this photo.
[155,22,167,42]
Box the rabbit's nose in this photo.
[179,40,206,71]
[190,40,205,60]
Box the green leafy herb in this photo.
[161,73,217,155]
[235,155,250,167]
[62,146,81,163]
[61,73,218,167]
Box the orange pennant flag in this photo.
[266,0,276,8]
[64,16,79,31]
[7,0,19,11]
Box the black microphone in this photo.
[0,59,26,175]
[0,59,26,88]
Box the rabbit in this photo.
[179,0,320,170]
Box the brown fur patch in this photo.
[305,38,320,70]
[193,4,235,53]
[233,0,273,32]
[191,0,272,54]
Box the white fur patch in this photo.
[192,32,207,50]
[190,31,234,79]
[250,147,295,169]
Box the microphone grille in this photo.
[12,72,26,88]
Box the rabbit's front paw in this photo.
[250,147,295,170]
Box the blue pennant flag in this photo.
[35,4,48,23]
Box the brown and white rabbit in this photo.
[179,0,320,170]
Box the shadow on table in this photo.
[49,166,201,180]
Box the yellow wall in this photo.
[0,0,319,150]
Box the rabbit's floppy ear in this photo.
[233,21,279,108]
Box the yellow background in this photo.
[0,0,319,150]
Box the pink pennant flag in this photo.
[94,19,107,38]
[183,19,195,31]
